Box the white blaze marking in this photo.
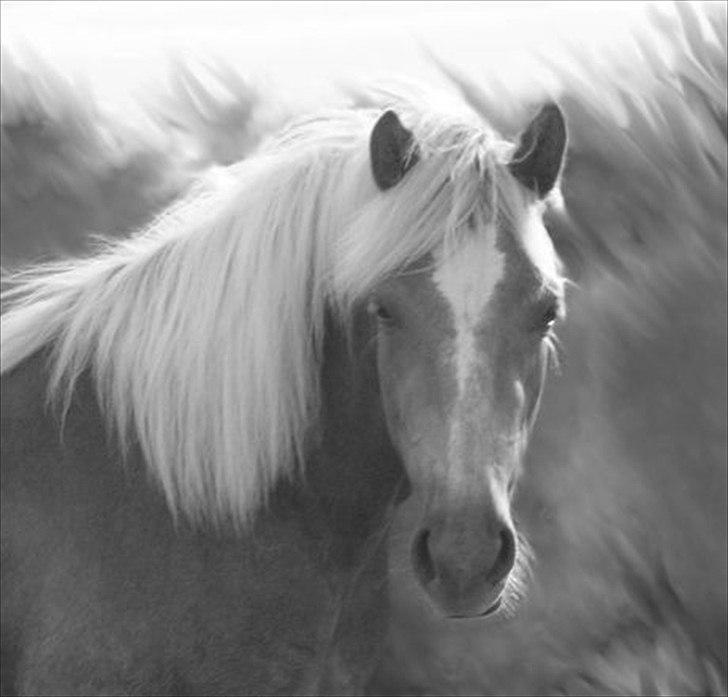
[433,224,505,400]
[433,224,505,490]
[520,206,560,283]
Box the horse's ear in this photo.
[370,110,419,191]
[508,103,567,197]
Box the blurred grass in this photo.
[1,47,186,266]
[1,3,726,695]
[0,46,290,267]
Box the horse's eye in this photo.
[368,301,394,323]
[376,305,393,322]
[535,301,560,334]
[542,304,558,329]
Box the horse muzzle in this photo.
[411,510,517,619]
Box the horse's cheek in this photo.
[375,334,408,450]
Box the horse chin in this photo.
[477,596,504,617]
[423,582,506,620]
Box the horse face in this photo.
[368,105,566,618]
[370,209,562,618]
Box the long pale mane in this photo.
[1,88,528,526]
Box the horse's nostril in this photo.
[487,528,517,585]
[412,529,436,584]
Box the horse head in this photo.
[365,103,567,618]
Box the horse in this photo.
[0,91,567,696]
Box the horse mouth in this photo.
[479,596,503,617]
[447,596,502,620]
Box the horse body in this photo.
[1,91,566,695]
[2,319,398,695]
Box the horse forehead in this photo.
[432,224,506,393]
[432,224,506,334]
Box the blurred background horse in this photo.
[2,2,726,695]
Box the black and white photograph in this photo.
[1,1,726,695]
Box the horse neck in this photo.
[300,307,406,546]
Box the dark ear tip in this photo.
[379,109,400,124]
[372,109,405,140]
[542,102,564,117]
[543,102,567,129]
[533,103,567,136]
